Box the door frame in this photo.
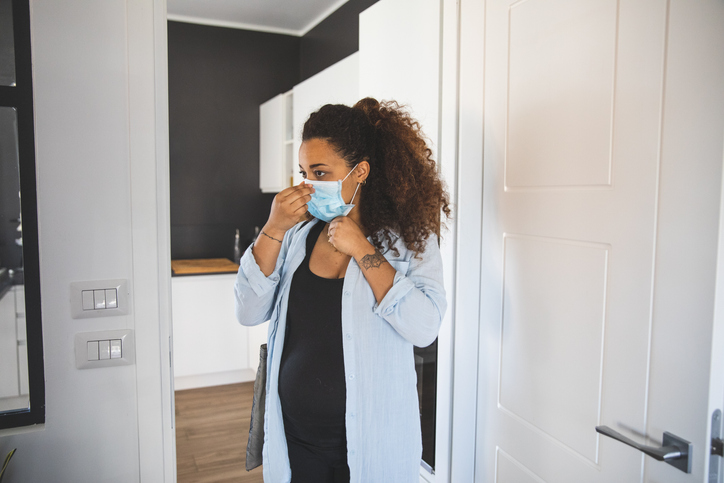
[129,0,176,481]
[447,0,486,481]
[708,140,724,480]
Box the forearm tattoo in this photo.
[360,250,388,270]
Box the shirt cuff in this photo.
[239,245,280,297]
[373,271,415,317]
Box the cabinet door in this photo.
[171,275,255,389]
[292,52,359,185]
[15,286,28,396]
[359,0,441,160]
[0,289,19,398]
[259,93,286,193]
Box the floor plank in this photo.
[175,382,263,483]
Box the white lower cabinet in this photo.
[0,288,19,399]
[0,285,28,402]
[15,285,27,396]
[171,274,268,390]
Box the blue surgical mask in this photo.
[304,165,361,223]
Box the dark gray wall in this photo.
[168,0,378,260]
[300,0,379,82]
[168,22,299,259]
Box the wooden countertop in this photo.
[171,258,239,276]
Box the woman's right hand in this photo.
[263,182,315,237]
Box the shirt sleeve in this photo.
[234,228,293,327]
[373,236,447,347]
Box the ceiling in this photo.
[166,0,351,37]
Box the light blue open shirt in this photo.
[234,219,446,483]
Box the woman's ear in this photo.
[356,160,370,184]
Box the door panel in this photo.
[499,235,609,465]
[506,0,617,189]
[496,448,548,483]
[474,0,669,481]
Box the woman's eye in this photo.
[298,170,307,179]
[314,171,326,178]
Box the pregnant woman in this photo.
[235,97,450,483]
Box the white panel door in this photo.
[466,0,724,482]
[292,52,359,185]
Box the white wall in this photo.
[0,1,172,481]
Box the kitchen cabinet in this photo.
[359,0,447,477]
[359,2,440,161]
[259,52,359,192]
[0,285,28,403]
[171,273,267,390]
[15,286,27,396]
[291,52,359,185]
[259,90,293,193]
[0,287,18,399]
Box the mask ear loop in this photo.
[348,181,361,204]
[343,164,361,204]
[342,164,359,181]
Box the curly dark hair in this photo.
[302,97,451,256]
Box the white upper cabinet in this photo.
[292,52,360,186]
[259,52,359,193]
[359,0,441,158]
[259,90,293,193]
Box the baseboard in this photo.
[174,369,256,391]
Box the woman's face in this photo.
[299,138,366,204]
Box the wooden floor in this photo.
[175,382,264,483]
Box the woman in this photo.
[235,98,450,483]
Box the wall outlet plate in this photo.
[70,279,130,319]
[75,329,134,369]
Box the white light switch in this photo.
[71,280,129,319]
[75,330,135,369]
[105,289,118,309]
[110,339,122,359]
[82,290,95,310]
[87,341,99,361]
[99,340,110,360]
[94,289,106,309]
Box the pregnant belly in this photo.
[278,350,347,444]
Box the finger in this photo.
[280,183,314,202]
[296,181,315,193]
[293,186,315,202]
[284,188,313,207]
[292,202,309,215]
[287,194,312,212]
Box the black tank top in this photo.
[279,221,347,448]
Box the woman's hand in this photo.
[264,182,315,238]
[252,182,314,277]
[330,217,396,304]
[327,217,371,257]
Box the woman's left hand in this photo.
[327,217,371,257]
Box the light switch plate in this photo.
[70,279,130,319]
[75,329,134,369]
